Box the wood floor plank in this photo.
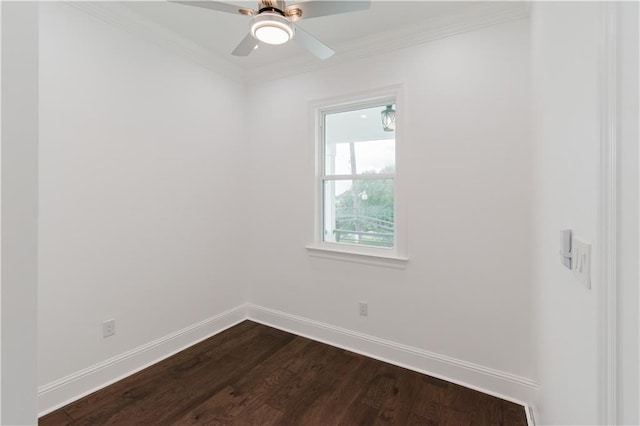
[265,342,340,413]
[64,322,258,421]
[63,359,169,420]
[38,410,73,426]
[472,393,506,426]
[39,321,528,426]
[211,339,319,420]
[232,336,318,388]
[503,400,529,426]
[174,367,294,424]
[405,375,449,424]
[337,364,399,426]
[361,370,397,410]
[267,336,322,374]
[67,370,178,425]
[440,406,474,426]
[199,321,276,361]
[281,349,372,425]
[445,382,484,413]
[131,332,295,425]
[173,385,245,425]
[373,367,421,425]
[74,330,294,425]
[240,402,285,426]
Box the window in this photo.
[309,89,407,266]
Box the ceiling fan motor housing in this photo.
[259,0,286,12]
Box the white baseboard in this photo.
[245,303,538,409]
[525,404,537,426]
[38,304,247,416]
[39,302,538,426]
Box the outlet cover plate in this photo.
[103,319,115,338]
[359,302,368,316]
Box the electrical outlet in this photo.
[572,237,591,290]
[103,319,115,338]
[359,302,368,316]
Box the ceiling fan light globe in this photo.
[254,25,290,45]
[251,13,293,45]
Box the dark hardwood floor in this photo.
[40,321,528,425]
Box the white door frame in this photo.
[597,2,618,425]
[598,2,639,424]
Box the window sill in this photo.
[305,244,408,269]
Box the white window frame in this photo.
[306,86,408,268]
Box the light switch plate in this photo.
[572,237,591,289]
[560,229,573,269]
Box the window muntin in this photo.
[320,102,396,250]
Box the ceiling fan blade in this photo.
[170,1,254,16]
[285,0,369,20]
[293,26,334,60]
[232,33,259,56]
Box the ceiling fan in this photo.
[171,0,370,59]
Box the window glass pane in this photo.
[324,105,395,176]
[323,179,394,248]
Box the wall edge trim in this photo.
[597,2,620,425]
[525,404,536,426]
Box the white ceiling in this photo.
[117,1,518,70]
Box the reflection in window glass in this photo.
[324,105,395,176]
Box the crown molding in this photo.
[245,1,531,83]
[65,2,529,85]
[64,1,245,83]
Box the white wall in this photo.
[531,3,601,425]
[38,1,246,395]
[1,3,39,424]
[246,19,534,398]
[33,4,638,423]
